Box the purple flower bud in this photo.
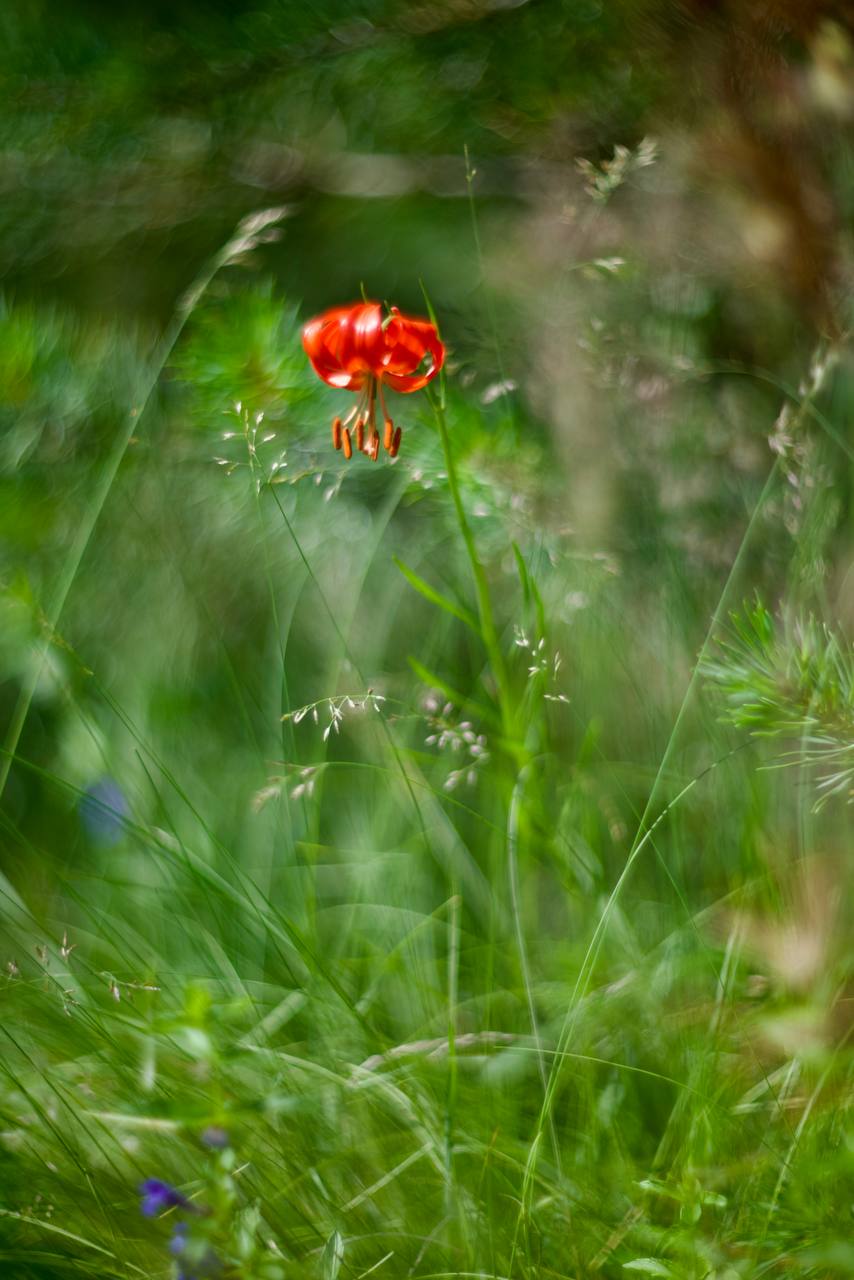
[139,1178,191,1217]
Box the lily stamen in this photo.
[342,400,362,427]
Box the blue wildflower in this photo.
[80,777,128,845]
[200,1125,229,1149]
[139,1178,191,1217]
[170,1224,222,1279]
[169,1221,191,1255]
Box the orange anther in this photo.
[370,432,380,461]
[342,427,353,459]
[332,417,342,450]
[384,418,394,452]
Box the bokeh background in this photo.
[1,2,854,1278]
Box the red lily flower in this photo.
[302,301,444,460]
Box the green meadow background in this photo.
[1,2,853,1277]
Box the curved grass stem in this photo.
[0,206,290,806]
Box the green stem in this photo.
[431,393,514,741]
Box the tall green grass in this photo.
[1,198,853,1280]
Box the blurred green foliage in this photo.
[1,1,854,1278]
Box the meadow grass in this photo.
[1,191,853,1280]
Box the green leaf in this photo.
[623,1260,674,1277]
[636,1178,679,1201]
[394,556,479,634]
[236,1203,262,1260]
[321,1230,344,1280]
[511,541,545,637]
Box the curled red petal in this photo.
[302,302,378,390]
[302,301,444,395]
[378,313,444,392]
[382,367,439,393]
[346,303,386,371]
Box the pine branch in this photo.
[703,600,854,807]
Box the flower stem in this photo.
[431,393,514,743]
